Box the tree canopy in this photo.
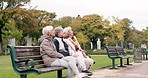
[0,0,56,52]
[0,0,147,53]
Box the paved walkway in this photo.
[91,60,148,78]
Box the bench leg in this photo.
[125,58,132,65]
[57,70,62,78]
[118,58,126,67]
[110,59,117,69]
[143,54,145,60]
[20,74,27,78]
[146,54,148,60]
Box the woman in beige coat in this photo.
[63,26,95,76]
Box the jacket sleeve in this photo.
[74,36,82,50]
[53,39,60,52]
[41,39,64,58]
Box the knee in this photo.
[77,52,82,55]
[69,57,77,63]
[85,58,94,65]
[64,63,69,68]
[77,52,83,56]
[71,56,76,60]
[58,59,69,68]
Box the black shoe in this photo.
[82,70,93,76]
[93,61,96,64]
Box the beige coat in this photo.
[38,35,64,66]
[63,36,82,55]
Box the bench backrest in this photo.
[7,45,45,71]
[15,46,44,68]
[104,46,119,58]
[140,48,147,54]
[116,47,126,55]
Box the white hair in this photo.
[63,26,72,38]
[54,26,63,37]
[42,26,53,35]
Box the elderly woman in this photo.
[54,26,94,76]
[63,26,95,75]
[38,26,87,78]
[54,26,70,57]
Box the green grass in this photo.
[0,55,133,78]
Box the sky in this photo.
[28,0,148,31]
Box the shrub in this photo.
[0,52,5,56]
[124,49,133,54]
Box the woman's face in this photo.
[48,30,55,37]
[68,30,73,37]
[58,30,64,37]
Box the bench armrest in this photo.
[15,59,35,70]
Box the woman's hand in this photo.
[81,51,87,58]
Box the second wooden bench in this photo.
[104,46,133,69]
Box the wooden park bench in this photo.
[116,47,134,66]
[104,46,121,69]
[104,46,134,69]
[7,45,66,78]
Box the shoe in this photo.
[93,61,96,64]
[82,70,93,76]
[73,73,88,78]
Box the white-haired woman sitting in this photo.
[63,26,95,76]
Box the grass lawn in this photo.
[0,55,133,78]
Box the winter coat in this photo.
[38,35,64,66]
[54,37,70,56]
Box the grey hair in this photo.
[42,26,53,35]
[63,26,72,38]
[54,26,63,37]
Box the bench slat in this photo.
[18,60,44,67]
[17,55,42,59]
[16,52,40,57]
[38,67,66,73]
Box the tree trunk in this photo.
[0,42,2,53]
[0,28,2,53]
[92,40,97,50]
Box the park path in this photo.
[91,60,148,78]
